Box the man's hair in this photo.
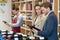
[12,7,19,11]
[41,2,52,10]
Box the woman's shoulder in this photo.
[41,14,47,20]
[41,14,46,17]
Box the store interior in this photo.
[0,0,60,40]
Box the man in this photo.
[2,7,23,40]
[3,7,23,33]
[32,2,58,40]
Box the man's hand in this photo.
[32,28,38,35]
[5,22,9,26]
[2,21,7,23]
[2,20,9,26]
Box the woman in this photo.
[33,4,46,31]
[28,4,47,38]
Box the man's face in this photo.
[35,6,41,15]
[12,10,18,15]
[41,7,48,15]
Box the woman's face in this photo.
[35,6,41,15]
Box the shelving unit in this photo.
[11,0,43,35]
[58,0,60,34]
[58,0,60,24]
[11,0,56,35]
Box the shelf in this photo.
[19,10,32,12]
[21,27,31,35]
[12,2,20,3]
[26,10,32,13]
[12,0,20,2]
[58,11,60,12]
[19,10,26,13]
[23,19,32,22]
[34,0,42,2]
[26,1,32,3]
[12,1,26,4]
[59,13,60,24]
[58,24,60,26]
[59,0,60,11]
[59,0,60,32]
[11,0,43,34]
[26,0,32,1]
[21,27,30,31]
[20,1,26,3]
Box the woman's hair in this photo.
[34,4,41,9]
[34,4,41,17]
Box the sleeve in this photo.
[9,14,23,27]
[0,34,2,37]
[38,15,55,37]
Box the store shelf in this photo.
[58,11,60,12]
[11,0,43,35]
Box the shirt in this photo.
[46,10,53,17]
[33,14,47,31]
[9,14,23,27]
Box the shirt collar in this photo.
[46,10,53,17]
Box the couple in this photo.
[32,2,58,40]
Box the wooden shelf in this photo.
[26,0,32,1]
[26,10,32,13]
[19,10,26,13]
[59,11,60,13]
[23,19,32,22]
[20,1,26,3]
[58,24,60,26]
[11,0,43,34]
[26,1,32,3]
[12,2,20,3]
[21,27,31,35]
[10,0,59,38]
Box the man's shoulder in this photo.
[18,14,23,17]
[47,12,57,22]
[48,12,56,18]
